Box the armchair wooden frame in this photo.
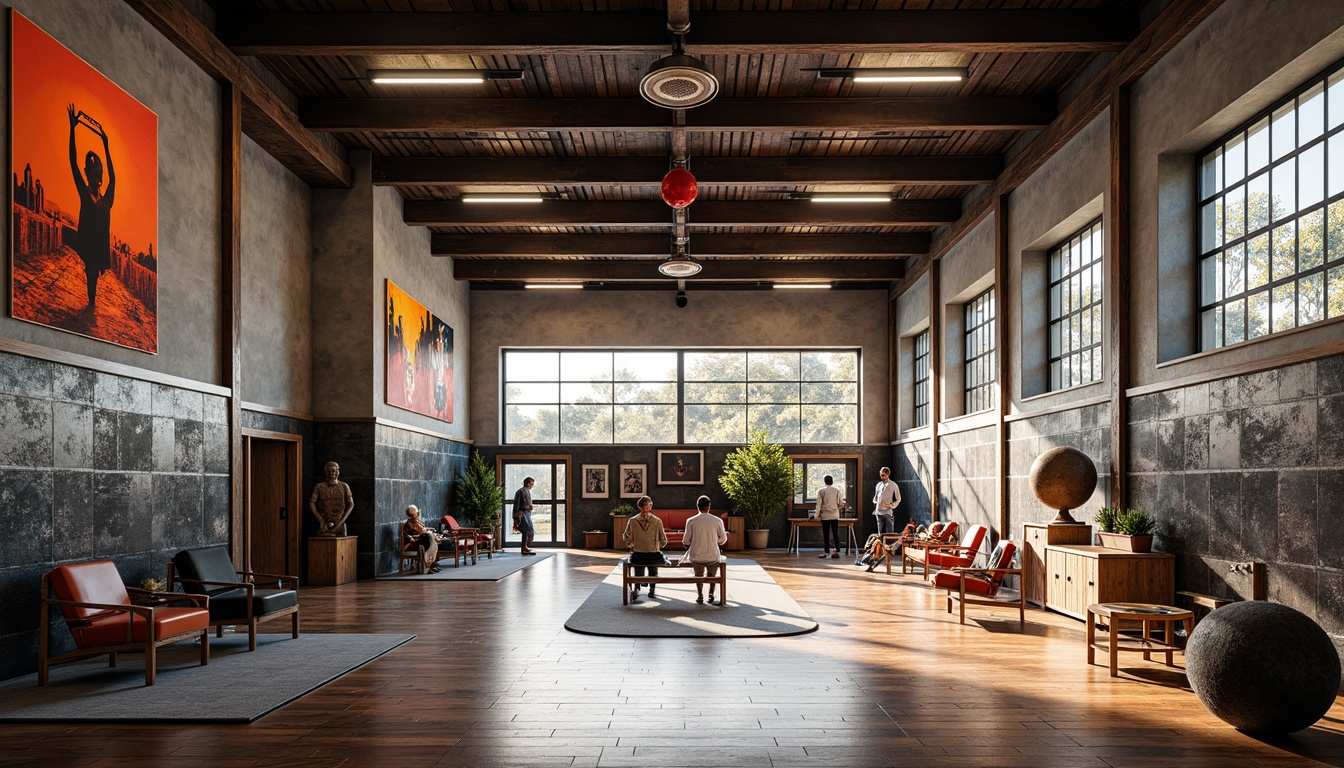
[39,572,210,687]
[942,565,1026,625]
[167,567,300,651]
[902,525,986,581]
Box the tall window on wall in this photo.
[1049,219,1104,389]
[1198,63,1344,350]
[503,349,860,444]
[912,330,931,428]
[964,288,997,414]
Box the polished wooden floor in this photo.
[3,549,1344,767]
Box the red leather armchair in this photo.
[932,539,1024,624]
[441,515,493,561]
[39,560,210,686]
[903,524,988,580]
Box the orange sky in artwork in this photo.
[10,11,157,255]
[388,281,426,365]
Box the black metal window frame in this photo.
[502,348,861,445]
[964,288,996,415]
[912,330,931,428]
[1197,60,1344,350]
[1048,218,1104,390]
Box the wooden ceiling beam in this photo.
[218,10,1135,56]
[124,0,351,188]
[404,199,960,227]
[374,156,1002,187]
[301,97,1054,133]
[431,232,930,257]
[454,259,905,281]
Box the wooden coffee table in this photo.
[1087,602,1194,677]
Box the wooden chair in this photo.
[441,515,493,560]
[903,523,987,580]
[400,523,454,573]
[884,521,958,575]
[39,560,210,686]
[931,539,1025,625]
[169,545,300,652]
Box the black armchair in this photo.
[169,546,299,651]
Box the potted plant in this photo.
[719,431,797,549]
[456,450,505,552]
[1095,507,1155,553]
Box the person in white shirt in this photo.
[680,495,728,605]
[872,466,901,536]
[815,475,844,559]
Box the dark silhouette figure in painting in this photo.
[67,104,116,309]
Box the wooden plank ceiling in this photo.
[199,0,1144,288]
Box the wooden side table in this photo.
[1087,602,1194,677]
[309,535,357,586]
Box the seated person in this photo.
[402,505,446,573]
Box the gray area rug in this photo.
[0,632,413,723]
[564,559,818,637]
[378,551,553,581]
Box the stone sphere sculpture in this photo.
[1028,446,1097,523]
[1187,601,1340,735]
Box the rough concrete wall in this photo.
[370,426,470,577]
[1006,402,1110,533]
[371,175,468,439]
[937,424,999,539]
[892,438,933,525]
[1132,0,1344,382]
[0,0,223,383]
[241,136,311,413]
[310,155,375,418]
[469,289,890,446]
[1129,356,1344,661]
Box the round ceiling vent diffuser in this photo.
[640,54,719,109]
[658,257,702,277]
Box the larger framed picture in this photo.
[618,464,647,499]
[10,10,159,353]
[581,464,609,499]
[658,450,704,485]
[386,280,454,423]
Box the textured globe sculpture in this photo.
[1186,601,1340,735]
[1028,446,1096,523]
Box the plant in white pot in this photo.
[719,431,797,549]
[456,450,505,551]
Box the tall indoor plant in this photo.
[719,431,797,549]
[456,450,505,551]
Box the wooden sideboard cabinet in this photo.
[1022,523,1093,607]
[308,535,357,586]
[1043,544,1176,620]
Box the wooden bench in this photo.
[621,556,727,607]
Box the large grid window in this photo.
[1049,219,1104,390]
[503,349,859,445]
[912,330,931,428]
[1198,64,1344,350]
[964,288,996,414]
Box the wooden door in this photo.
[249,439,291,575]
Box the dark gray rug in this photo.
[377,551,553,580]
[564,559,818,637]
[0,632,413,723]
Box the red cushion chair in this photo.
[40,560,210,686]
[882,520,960,574]
[442,515,493,560]
[434,515,478,567]
[931,539,1025,624]
[903,524,987,580]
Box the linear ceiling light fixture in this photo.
[368,69,524,85]
[524,283,584,290]
[461,194,546,203]
[807,193,893,203]
[774,283,833,290]
[811,67,968,84]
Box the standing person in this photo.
[513,477,537,555]
[681,495,728,605]
[872,467,901,536]
[816,475,843,559]
[67,104,115,310]
[621,495,668,601]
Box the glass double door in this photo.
[500,459,569,548]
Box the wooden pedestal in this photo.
[725,516,745,551]
[308,535,357,586]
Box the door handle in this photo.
[279,506,287,519]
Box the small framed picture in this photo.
[657,449,704,485]
[619,464,648,498]
[581,464,609,499]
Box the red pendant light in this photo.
[661,167,698,209]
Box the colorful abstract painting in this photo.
[386,280,454,423]
[10,11,158,353]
